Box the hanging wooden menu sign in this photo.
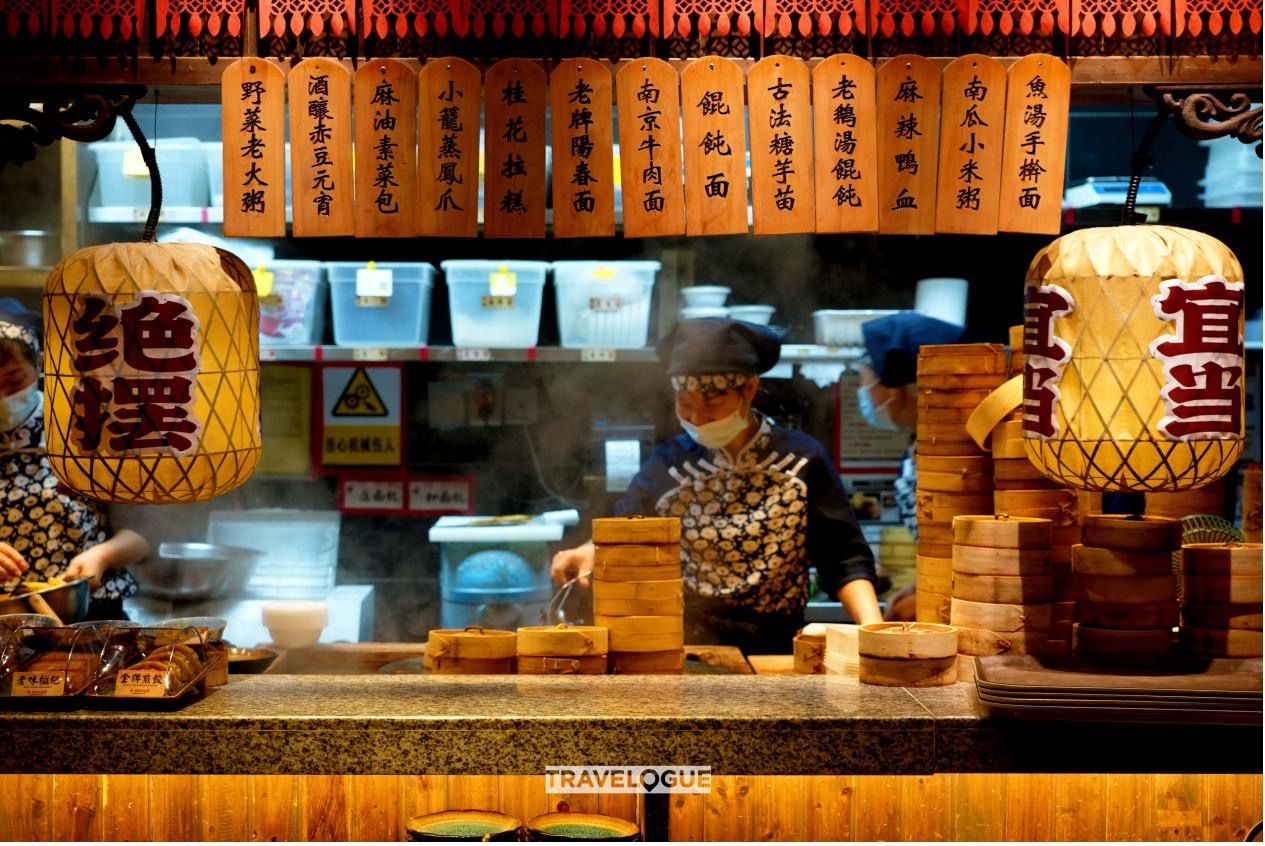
[998,54,1071,235]
[289,58,352,237]
[484,60,548,238]
[222,59,286,237]
[354,59,417,238]
[876,55,940,235]
[417,58,481,238]
[934,54,1007,235]
[747,56,815,236]
[616,59,685,238]
[812,54,877,234]
[550,59,615,239]
[681,56,748,236]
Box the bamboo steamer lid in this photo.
[1082,515,1179,550]
[953,515,1052,549]
[1071,545,1176,577]
[992,458,1049,482]
[516,625,609,657]
[609,649,684,674]
[953,544,1050,576]
[858,622,958,659]
[917,389,997,408]
[950,597,1052,632]
[595,615,684,652]
[915,590,952,624]
[517,654,608,675]
[431,656,516,675]
[1180,601,1264,630]
[860,653,957,686]
[918,494,995,523]
[593,579,685,616]
[1079,600,1179,630]
[995,418,1025,441]
[1181,543,1263,576]
[1074,623,1174,656]
[917,343,1008,375]
[918,454,993,474]
[917,469,995,493]
[953,572,1054,604]
[793,633,826,674]
[591,516,681,544]
[428,627,517,660]
[594,543,680,567]
[919,522,955,545]
[1183,627,1264,657]
[992,438,1030,460]
[990,503,1078,527]
[916,437,986,456]
[956,626,1049,656]
[1074,574,1177,605]
[593,561,681,582]
[1181,575,1263,604]
[918,372,1008,390]
[917,542,954,559]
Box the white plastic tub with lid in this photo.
[552,260,661,349]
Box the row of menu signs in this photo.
[222,53,1069,240]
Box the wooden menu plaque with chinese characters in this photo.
[877,56,940,235]
[999,54,1071,235]
[681,56,748,236]
[354,59,417,238]
[935,54,1007,235]
[222,59,286,237]
[812,54,877,233]
[550,59,615,239]
[417,58,481,238]
[289,58,352,237]
[484,60,548,238]
[616,59,686,239]
[748,56,815,236]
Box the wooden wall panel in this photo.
[1154,774,1203,842]
[0,773,52,842]
[100,774,150,841]
[1052,773,1107,841]
[1205,773,1262,842]
[752,776,808,841]
[303,775,351,841]
[201,775,250,841]
[151,775,200,841]
[950,773,1003,841]
[852,775,901,841]
[805,776,853,842]
[704,775,754,841]
[350,775,401,841]
[51,774,103,841]
[1003,773,1053,841]
[249,775,301,841]
[1105,774,1155,841]
[901,774,950,841]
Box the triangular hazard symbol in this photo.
[331,368,388,417]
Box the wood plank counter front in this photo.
[1,674,1259,776]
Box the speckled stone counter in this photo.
[2,675,1259,775]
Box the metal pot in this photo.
[0,230,57,267]
[0,578,91,622]
[131,543,263,601]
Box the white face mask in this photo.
[0,385,38,432]
[857,383,900,431]
[679,405,751,449]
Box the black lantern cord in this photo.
[1123,108,1169,225]
[120,109,162,243]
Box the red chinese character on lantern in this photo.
[72,294,120,372]
[1021,284,1075,439]
[1022,363,1063,439]
[73,377,112,452]
[1158,360,1244,439]
[120,295,199,374]
[1150,276,1244,359]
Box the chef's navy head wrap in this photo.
[0,298,40,357]
[656,319,782,391]
[860,311,965,388]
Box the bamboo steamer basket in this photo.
[1045,639,1073,656]
[1051,563,1075,600]
[859,654,958,686]
[918,372,1009,390]
[431,656,516,674]
[918,343,1008,375]
[956,654,977,683]
[950,597,1052,631]
[993,504,1078,527]
[916,557,953,596]
[1180,601,1263,630]
[1074,574,1177,605]
[919,522,955,546]
[1079,600,1179,629]
[859,622,958,658]
[919,406,979,426]
[917,454,993,474]
[995,488,1079,511]
[956,626,1049,656]
[1181,575,1263,604]
[994,476,1061,492]
[591,516,681,544]
[1180,543,1263,576]
[1082,515,1179,550]
[595,615,684,652]
[953,515,1052,549]
[592,579,684,616]
[608,649,684,674]
[1051,526,1084,545]
[953,572,1054,604]
[516,625,609,657]
[1182,627,1264,657]
[1008,324,1024,375]
[1074,623,1174,657]
[1245,464,1262,543]
[992,437,1030,460]
[915,590,951,624]
[917,469,995,493]
[917,389,997,408]
[1071,545,1175,577]
[793,632,826,674]
[952,544,1050,576]
[916,437,987,456]
[592,561,681,582]
[517,655,608,675]
[428,627,517,660]
[992,458,1050,482]
[593,543,680,567]
[1051,600,1078,622]
[918,542,954,560]
[918,494,995,524]
[1146,483,1226,520]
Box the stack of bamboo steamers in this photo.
[592,516,686,674]
[1180,542,1263,658]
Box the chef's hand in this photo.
[65,547,107,590]
[0,542,28,581]
[550,541,595,589]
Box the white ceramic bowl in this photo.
[680,286,731,307]
[812,309,902,347]
[261,600,328,649]
[728,305,776,325]
[680,306,730,320]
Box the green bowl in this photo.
[525,812,640,842]
[406,810,522,842]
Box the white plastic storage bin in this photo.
[260,260,327,345]
[327,262,436,347]
[89,138,210,208]
[552,261,661,349]
[441,260,549,348]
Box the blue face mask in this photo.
[0,385,39,432]
[857,383,899,431]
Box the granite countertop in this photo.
[2,675,1260,775]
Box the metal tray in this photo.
[973,655,1263,697]
[976,692,1263,726]
[976,688,1262,711]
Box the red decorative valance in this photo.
[870,0,962,36]
[3,0,43,36]
[52,0,142,38]
[1176,0,1262,34]
[464,0,549,36]
[557,0,657,36]
[967,0,1068,34]
[158,0,244,36]
[362,0,454,37]
[767,0,863,36]
[259,0,353,37]
[663,0,761,36]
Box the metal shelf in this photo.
[88,206,227,224]
[259,344,865,364]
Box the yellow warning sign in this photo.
[332,367,388,417]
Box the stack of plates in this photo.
[974,654,1262,725]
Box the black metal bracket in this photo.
[0,83,147,169]
[1147,84,1263,156]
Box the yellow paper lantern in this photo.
[42,242,261,503]
[1021,225,1245,493]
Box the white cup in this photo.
[261,600,328,649]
